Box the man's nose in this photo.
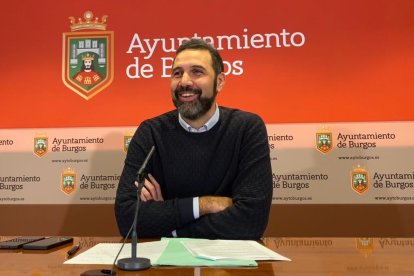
[179,72,193,86]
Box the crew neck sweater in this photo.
[115,106,272,239]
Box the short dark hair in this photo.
[176,39,224,76]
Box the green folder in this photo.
[153,238,257,267]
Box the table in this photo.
[1,237,413,275]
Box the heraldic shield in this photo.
[62,11,114,100]
[61,168,76,195]
[351,166,369,194]
[316,129,333,154]
[34,134,48,158]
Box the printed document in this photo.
[181,239,291,261]
[63,240,168,265]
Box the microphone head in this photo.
[136,146,155,183]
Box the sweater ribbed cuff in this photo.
[177,197,196,226]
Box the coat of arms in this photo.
[316,128,333,154]
[61,168,77,195]
[34,133,48,158]
[62,11,114,100]
[351,165,369,194]
[123,131,134,153]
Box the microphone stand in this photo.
[81,147,154,276]
[116,147,154,271]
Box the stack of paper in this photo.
[180,239,291,261]
[64,238,290,267]
[64,240,169,265]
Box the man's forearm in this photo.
[199,196,233,216]
[115,185,200,237]
[176,193,272,240]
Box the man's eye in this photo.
[192,69,203,75]
[172,71,182,78]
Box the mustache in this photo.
[174,85,202,95]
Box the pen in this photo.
[67,242,80,257]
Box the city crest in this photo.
[123,131,134,153]
[34,134,48,158]
[351,165,369,194]
[62,11,114,100]
[316,128,333,154]
[61,168,77,195]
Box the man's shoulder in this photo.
[219,107,268,144]
[219,106,264,125]
[141,110,178,128]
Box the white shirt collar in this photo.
[178,105,220,133]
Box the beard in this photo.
[172,81,217,120]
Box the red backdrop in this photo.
[0,0,413,128]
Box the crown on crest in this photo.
[82,53,95,61]
[69,11,108,32]
[353,165,366,172]
[317,126,331,133]
[63,167,76,175]
[35,132,48,138]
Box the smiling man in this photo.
[115,39,272,239]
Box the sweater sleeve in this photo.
[176,114,273,239]
[114,122,195,237]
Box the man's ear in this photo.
[216,72,226,92]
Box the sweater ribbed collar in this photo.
[178,105,220,133]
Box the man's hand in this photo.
[199,196,233,216]
[138,174,164,202]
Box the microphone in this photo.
[81,147,156,276]
[136,145,155,183]
[116,146,155,271]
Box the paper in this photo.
[181,239,291,261]
[63,238,289,267]
[154,238,257,267]
[63,240,168,265]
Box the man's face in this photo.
[170,49,224,120]
[84,60,92,70]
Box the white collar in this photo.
[178,105,220,133]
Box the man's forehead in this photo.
[173,49,212,69]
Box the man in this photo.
[73,53,102,87]
[115,39,272,239]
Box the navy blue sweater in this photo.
[115,107,272,239]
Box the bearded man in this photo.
[115,39,272,239]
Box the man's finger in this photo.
[148,174,164,201]
[144,178,157,199]
[140,187,152,202]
